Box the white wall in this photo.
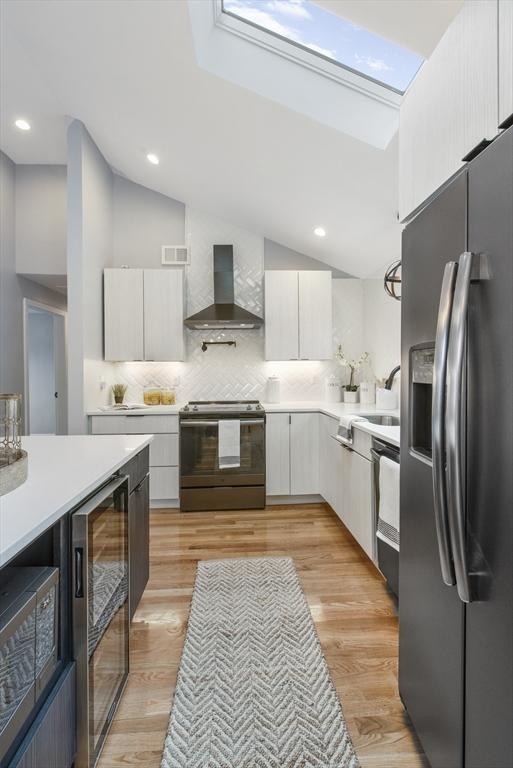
[67,121,115,432]
[28,309,56,433]
[362,277,401,385]
[110,207,367,403]
[0,151,66,413]
[15,165,67,276]
[112,174,185,267]
[264,238,351,279]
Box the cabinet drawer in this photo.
[149,434,178,467]
[90,414,178,434]
[150,467,179,499]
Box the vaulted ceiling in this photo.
[0,0,458,277]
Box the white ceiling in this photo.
[0,0,456,278]
[313,0,463,58]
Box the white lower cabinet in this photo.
[265,412,319,496]
[319,414,339,509]
[336,443,374,561]
[319,413,375,561]
[89,414,179,503]
[265,413,290,495]
[290,413,319,494]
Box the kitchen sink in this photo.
[359,413,400,426]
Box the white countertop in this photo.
[87,404,183,415]
[88,400,399,447]
[262,401,400,448]
[0,434,153,567]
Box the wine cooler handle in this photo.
[75,547,84,598]
[446,251,473,603]
[432,261,458,586]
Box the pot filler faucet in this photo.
[385,365,401,390]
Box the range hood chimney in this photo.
[184,245,263,330]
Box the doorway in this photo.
[23,299,67,435]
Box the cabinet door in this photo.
[150,466,179,500]
[290,413,319,495]
[265,413,290,495]
[129,475,149,620]
[13,664,76,768]
[499,0,513,127]
[298,271,332,360]
[104,268,144,361]
[348,450,374,560]
[264,271,299,360]
[399,0,498,220]
[319,415,339,508]
[333,445,374,559]
[143,269,185,361]
[149,434,179,467]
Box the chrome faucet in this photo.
[385,365,400,390]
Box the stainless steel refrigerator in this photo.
[399,125,513,768]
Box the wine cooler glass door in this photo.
[72,475,129,768]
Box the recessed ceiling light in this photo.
[146,153,159,165]
[15,118,31,131]
[314,226,326,237]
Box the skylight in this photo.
[222,0,424,93]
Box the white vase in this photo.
[343,390,359,404]
[360,381,376,405]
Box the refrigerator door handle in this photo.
[446,251,473,603]
[432,261,458,586]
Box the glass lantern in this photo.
[0,393,23,468]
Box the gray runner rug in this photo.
[161,556,359,768]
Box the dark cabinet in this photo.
[10,664,75,768]
[129,473,150,620]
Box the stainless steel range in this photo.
[179,401,265,511]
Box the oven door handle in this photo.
[180,419,264,427]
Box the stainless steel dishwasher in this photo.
[371,438,400,599]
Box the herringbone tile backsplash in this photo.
[113,207,367,403]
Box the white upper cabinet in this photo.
[298,271,332,360]
[104,268,144,361]
[143,269,185,361]
[265,270,332,361]
[399,0,499,221]
[264,271,299,361]
[499,0,513,127]
[104,268,185,361]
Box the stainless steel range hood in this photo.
[184,245,263,330]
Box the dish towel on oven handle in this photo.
[218,419,241,469]
[376,455,400,551]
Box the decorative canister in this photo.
[143,387,161,406]
[266,376,281,403]
[0,393,28,496]
[160,388,176,405]
[376,388,398,410]
[360,381,376,405]
[324,376,341,403]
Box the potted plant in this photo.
[335,347,370,404]
[111,383,128,405]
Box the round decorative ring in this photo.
[384,260,401,301]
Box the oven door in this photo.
[72,475,129,768]
[180,417,265,487]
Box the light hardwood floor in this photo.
[98,504,427,768]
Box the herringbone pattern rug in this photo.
[161,557,359,768]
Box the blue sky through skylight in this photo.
[222,0,424,92]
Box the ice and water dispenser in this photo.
[409,345,435,462]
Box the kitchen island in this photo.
[0,434,152,768]
[0,434,153,566]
